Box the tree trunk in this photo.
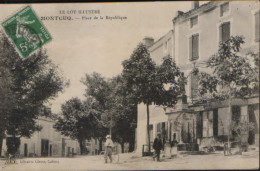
[228,91,231,145]
[78,139,84,155]
[98,138,103,152]
[146,103,151,152]
[120,142,125,153]
[227,89,232,155]
[0,135,3,157]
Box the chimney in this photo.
[142,37,154,47]
[192,1,200,9]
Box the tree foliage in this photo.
[192,36,258,145]
[81,72,110,144]
[81,72,138,152]
[122,43,160,105]
[0,32,67,138]
[108,75,137,152]
[193,36,258,104]
[156,56,186,106]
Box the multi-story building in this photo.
[1,117,80,157]
[136,1,259,154]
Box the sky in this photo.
[0,2,197,114]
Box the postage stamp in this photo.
[1,5,52,58]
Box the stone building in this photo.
[1,117,80,157]
[136,1,259,154]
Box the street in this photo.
[1,149,259,170]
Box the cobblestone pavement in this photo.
[0,149,259,170]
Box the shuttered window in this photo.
[190,16,198,28]
[255,11,260,42]
[220,22,230,42]
[189,34,199,61]
[157,123,161,134]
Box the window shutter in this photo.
[189,36,192,60]
[157,123,161,134]
[193,34,199,59]
[255,11,260,41]
[221,22,230,42]
[219,24,222,43]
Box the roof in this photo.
[173,1,219,23]
[148,30,173,51]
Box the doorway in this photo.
[41,139,49,157]
[213,109,218,138]
[49,145,52,157]
[248,105,258,145]
[24,143,28,157]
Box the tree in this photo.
[0,32,66,154]
[108,75,137,153]
[193,36,258,145]
[81,72,111,152]
[82,73,138,153]
[0,63,14,156]
[122,43,158,152]
[54,97,100,154]
[156,56,186,106]
[122,44,185,152]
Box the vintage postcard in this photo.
[0,1,259,170]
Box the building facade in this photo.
[85,138,102,155]
[1,117,80,157]
[136,1,259,153]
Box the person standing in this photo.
[153,133,163,161]
[104,135,114,163]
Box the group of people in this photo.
[153,132,179,161]
[103,132,174,163]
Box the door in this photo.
[67,147,71,157]
[248,105,258,145]
[41,139,49,157]
[24,143,28,157]
[213,109,218,138]
[49,145,52,157]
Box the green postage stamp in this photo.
[1,5,52,58]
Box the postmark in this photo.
[1,5,52,59]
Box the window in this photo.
[95,139,97,145]
[202,111,213,137]
[220,2,229,17]
[255,11,260,42]
[149,124,153,143]
[157,123,161,134]
[189,34,199,60]
[190,73,199,99]
[220,22,230,42]
[196,112,203,138]
[190,16,198,28]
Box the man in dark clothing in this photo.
[153,133,163,161]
